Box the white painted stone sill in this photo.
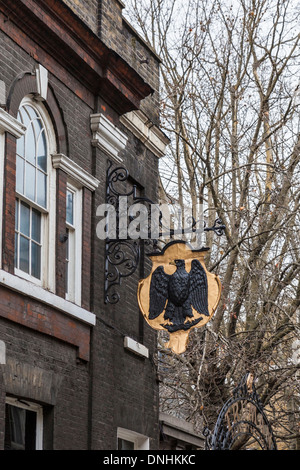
[0,269,96,326]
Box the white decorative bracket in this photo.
[90,113,128,163]
[0,340,5,365]
[35,64,48,101]
[0,80,6,106]
[52,153,99,191]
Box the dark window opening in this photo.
[5,404,37,450]
[118,438,135,450]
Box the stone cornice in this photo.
[120,109,169,158]
[0,0,153,114]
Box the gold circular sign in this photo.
[138,241,222,354]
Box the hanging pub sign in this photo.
[137,240,222,354]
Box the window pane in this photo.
[25,123,36,165]
[20,202,30,237]
[118,439,134,450]
[25,104,39,121]
[17,104,49,207]
[16,155,24,194]
[37,171,47,208]
[31,242,41,279]
[25,162,36,202]
[14,233,18,268]
[32,209,41,243]
[18,107,31,129]
[15,103,50,283]
[17,109,23,124]
[24,408,37,450]
[19,236,29,273]
[33,116,43,137]
[5,405,26,450]
[15,199,19,230]
[16,135,25,159]
[5,404,37,450]
[37,130,47,172]
[66,190,74,225]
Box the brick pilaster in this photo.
[2,133,16,274]
[55,168,67,298]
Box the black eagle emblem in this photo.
[149,259,209,333]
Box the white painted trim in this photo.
[117,427,150,450]
[52,153,99,191]
[6,397,43,450]
[65,181,82,306]
[0,80,6,105]
[0,108,26,138]
[0,132,4,269]
[0,269,96,326]
[15,267,43,287]
[120,110,169,158]
[90,113,128,163]
[35,64,48,101]
[16,97,57,293]
[0,340,5,364]
[124,336,149,359]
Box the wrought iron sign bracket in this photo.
[204,373,277,450]
[104,161,226,305]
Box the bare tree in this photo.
[125,0,300,449]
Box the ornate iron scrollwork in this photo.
[104,161,226,304]
[105,162,139,304]
[204,373,277,450]
[204,218,226,237]
[105,239,140,304]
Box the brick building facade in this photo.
[0,0,169,450]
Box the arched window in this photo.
[16,103,47,207]
[15,97,56,289]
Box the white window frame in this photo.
[0,131,5,270]
[65,180,82,306]
[0,108,26,269]
[51,153,99,307]
[5,396,43,450]
[117,427,149,450]
[15,199,44,285]
[14,96,56,292]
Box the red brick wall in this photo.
[98,0,160,124]
[0,0,160,450]
[61,0,99,33]
[0,285,91,361]
[2,133,16,274]
[55,169,67,298]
